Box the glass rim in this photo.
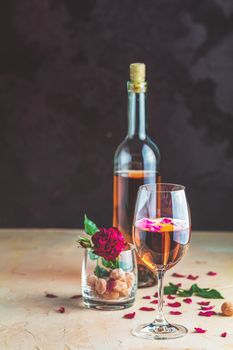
[121,242,135,254]
[139,182,185,192]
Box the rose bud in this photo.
[221,302,233,316]
[95,278,107,295]
[113,280,128,293]
[120,288,130,297]
[125,272,135,288]
[86,274,97,287]
[103,291,120,300]
[110,268,126,281]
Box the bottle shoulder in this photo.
[114,136,160,171]
[145,136,161,160]
[114,136,160,157]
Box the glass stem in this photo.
[154,270,168,325]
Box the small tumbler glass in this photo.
[82,243,137,310]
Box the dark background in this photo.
[0,0,232,230]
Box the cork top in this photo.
[129,63,146,83]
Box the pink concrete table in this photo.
[0,229,232,350]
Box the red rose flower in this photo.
[92,228,125,261]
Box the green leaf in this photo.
[177,283,224,299]
[164,283,179,295]
[178,283,199,297]
[177,288,193,297]
[102,258,119,269]
[88,250,99,260]
[84,214,99,235]
[164,282,224,299]
[94,265,110,278]
[191,284,201,293]
[196,288,224,299]
[77,237,92,248]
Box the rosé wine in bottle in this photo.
[113,63,160,287]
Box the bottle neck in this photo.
[127,82,147,140]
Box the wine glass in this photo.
[132,183,191,339]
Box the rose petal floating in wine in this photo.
[154,292,158,297]
[187,274,199,280]
[172,273,185,278]
[137,219,162,232]
[139,307,155,311]
[56,306,65,313]
[161,218,172,224]
[183,298,192,304]
[153,225,162,232]
[45,292,58,298]
[70,294,82,299]
[207,271,217,276]
[150,299,158,304]
[221,332,227,338]
[200,305,215,311]
[170,311,182,315]
[198,301,210,306]
[198,311,216,317]
[194,327,206,333]
[123,312,136,319]
[167,294,176,300]
[142,296,151,300]
[167,302,181,308]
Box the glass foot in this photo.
[132,322,188,340]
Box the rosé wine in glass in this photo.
[133,217,190,271]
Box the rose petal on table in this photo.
[150,299,158,304]
[123,312,136,319]
[194,327,207,333]
[176,283,182,287]
[187,274,199,280]
[221,332,227,338]
[207,271,217,276]
[139,307,155,311]
[198,301,210,306]
[167,294,176,300]
[167,302,181,308]
[170,311,182,315]
[70,294,82,299]
[183,298,192,304]
[198,311,216,317]
[200,305,215,311]
[154,292,158,297]
[56,306,65,313]
[142,296,151,299]
[45,292,58,298]
[172,273,185,278]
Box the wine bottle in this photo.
[113,63,161,288]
